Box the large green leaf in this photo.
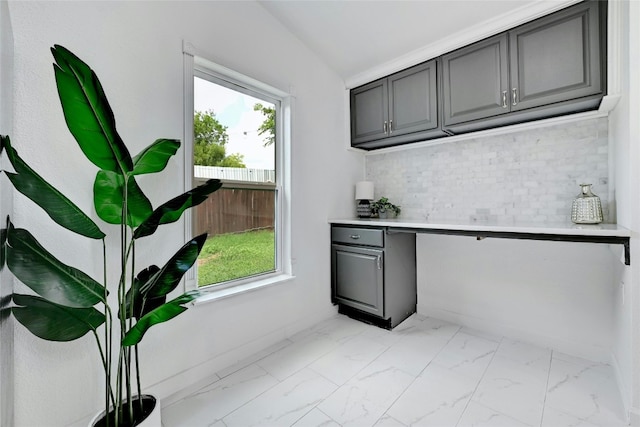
[93,170,153,227]
[6,223,106,308]
[120,265,166,321]
[12,294,105,342]
[131,139,180,176]
[134,179,222,239]
[3,136,105,239]
[139,234,207,298]
[122,291,199,347]
[0,226,6,271]
[51,44,133,174]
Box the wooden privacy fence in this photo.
[194,184,276,236]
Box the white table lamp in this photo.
[355,181,374,218]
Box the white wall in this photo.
[417,235,618,361]
[7,1,363,425]
[0,1,15,425]
[609,1,640,423]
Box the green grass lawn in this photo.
[197,229,275,287]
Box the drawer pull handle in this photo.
[350,234,360,239]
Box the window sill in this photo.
[190,273,296,306]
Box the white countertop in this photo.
[329,218,631,238]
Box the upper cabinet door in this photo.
[351,78,389,145]
[388,61,439,137]
[509,1,602,112]
[442,33,509,126]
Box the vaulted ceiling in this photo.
[258,0,562,86]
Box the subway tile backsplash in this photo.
[365,117,609,223]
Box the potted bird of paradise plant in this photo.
[0,45,221,426]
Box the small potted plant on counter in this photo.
[371,197,401,219]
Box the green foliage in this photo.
[194,109,229,147]
[217,153,246,168]
[197,229,275,286]
[138,234,207,299]
[93,170,153,227]
[0,45,222,426]
[131,139,180,176]
[6,224,106,308]
[121,291,199,347]
[12,294,105,342]
[371,197,401,216]
[2,135,105,239]
[134,179,223,239]
[254,103,276,147]
[193,109,246,167]
[51,45,133,174]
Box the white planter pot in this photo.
[89,394,161,427]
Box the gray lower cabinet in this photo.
[442,0,604,132]
[332,245,385,317]
[351,60,443,150]
[331,226,416,329]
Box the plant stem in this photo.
[118,141,132,426]
[130,241,144,414]
[118,177,130,426]
[135,345,142,413]
[116,340,123,426]
[92,329,115,407]
[102,239,112,427]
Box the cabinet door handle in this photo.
[502,91,508,108]
[383,121,388,134]
[512,88,518,106]
[389,119,393,134]
[376,255,382,270]
[349,234,360,240]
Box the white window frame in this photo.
[182,42,293,298]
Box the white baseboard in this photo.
[417,304,610,363]
[153,305,339,407]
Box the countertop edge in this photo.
[328,218,632,238]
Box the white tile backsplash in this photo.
[365,118,609,223]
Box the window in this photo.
[183,49,290,291]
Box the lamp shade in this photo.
[355,181,374,200]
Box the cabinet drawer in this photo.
[331,227,384,247]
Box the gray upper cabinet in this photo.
[509,1,601,112]
[351,79,389,144]
[442,0,604,132]
[351,0,605,149]
[351,60,442,149]
[388,64,438,137]
[442,34,509,126]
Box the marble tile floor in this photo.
[162,314,628,427]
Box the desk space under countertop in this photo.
[329,218,632,265]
